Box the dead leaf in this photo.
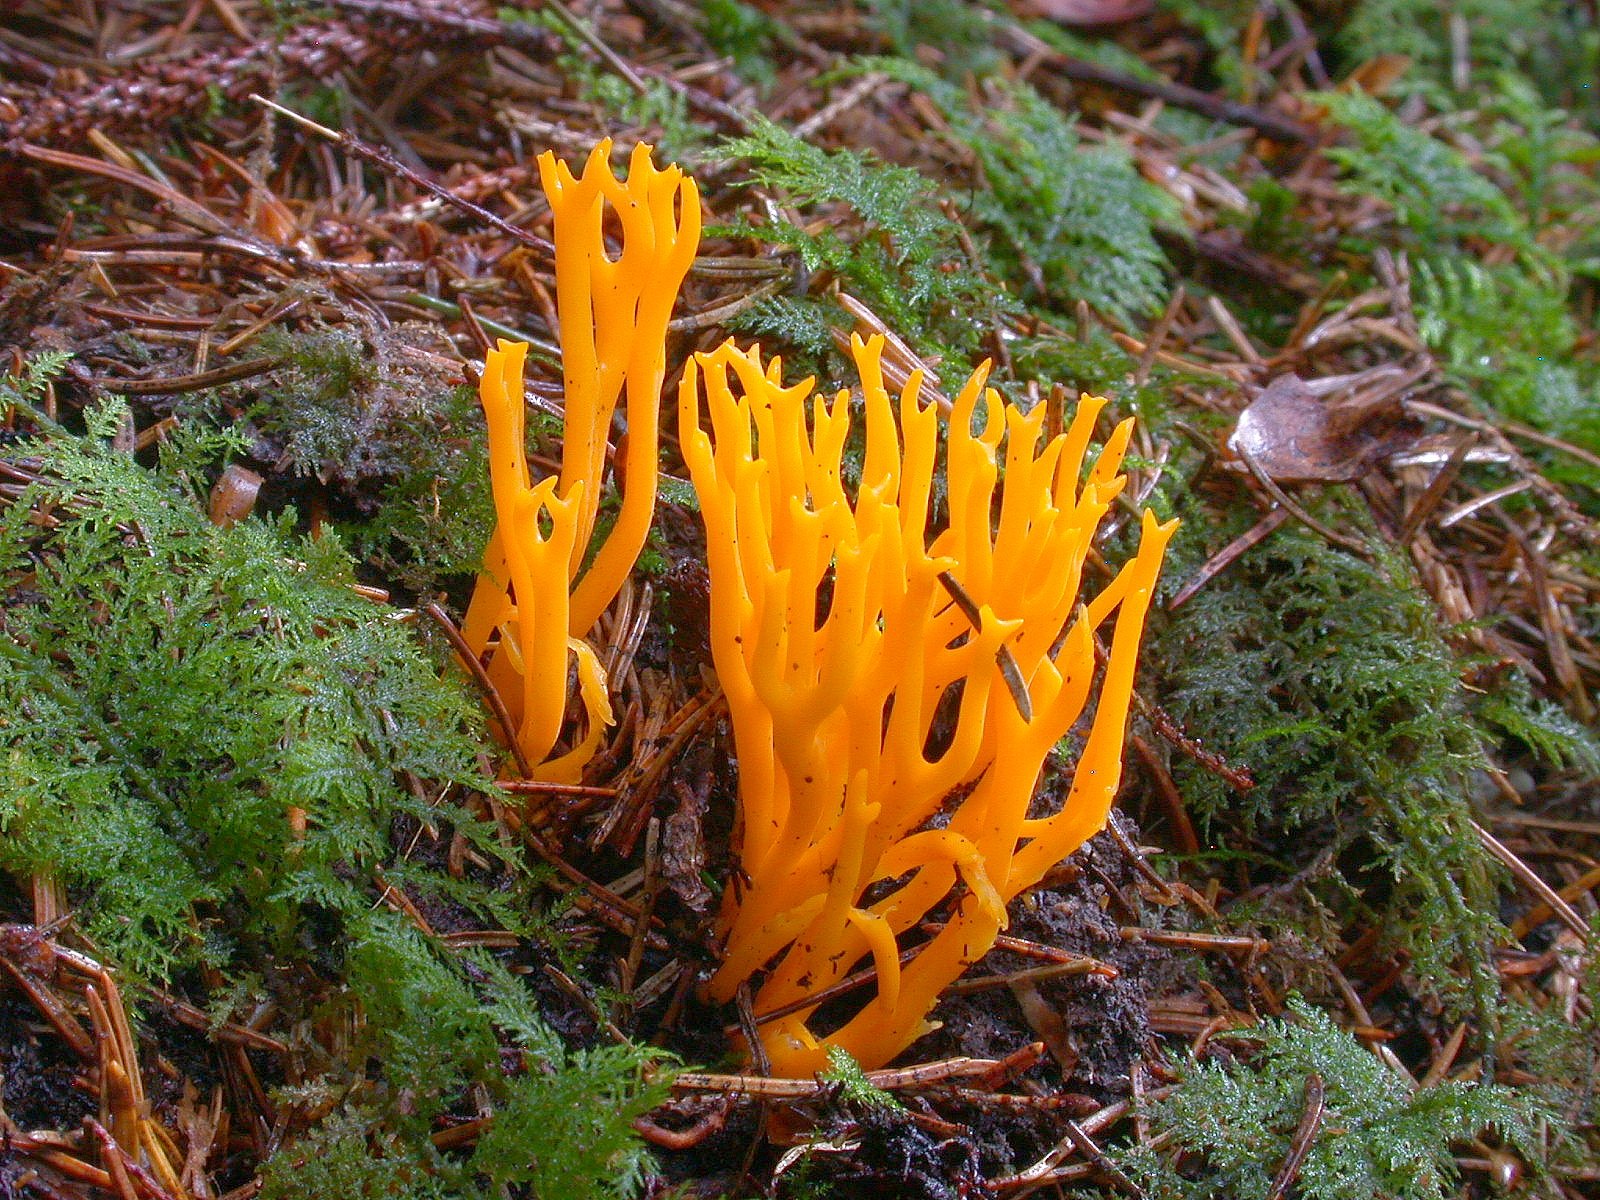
[662,766,713,914]
[1342,55,1414,97]
[1019,0,1153,23]
[1228,373,1412,483]
[1008,977,1078,1075]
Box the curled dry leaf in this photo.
[208,464,263,528]
[1008,977,1078,1075]
[1228,373,1414,483]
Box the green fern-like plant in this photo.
[719,113,1001,367]
[1319,90,1531,257]
[701,0,786,91]
[865,59,1177,326]
[254,917,671,1199]
[1125,998,1538,1200]
[258,1102,456,1200]
[470,1036,669,1199]
[1334,0,1597,111]
[0,348,73,417]
[1411,255,1600,489]
[861,0,1005,80]
[1500,913,1600,1170]
[1318,90,1600,492]
[1474,674,1600,774]
[0,399,502,979]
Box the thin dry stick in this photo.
[1102,816,1179,904]
[1510,864,1600,940]
[498,780,619,797]
[603,687,726,855]
[1473,819,1590,940]
[87,358,280,395]
[1265,1073,1326,1200]
[672,1054,1011,1098]
[544,963,629,1044]
[1135,285,1187,388]
[794,71,888,140]
[1236,442,1373,557]
[668,277,786,333]
[733,944,918,1030]
[1168,506,1290,611]
[969,1041,1049,1090]
[1095,633,1256,790]
[620,819,664,998]
[946,957,1114,995]
[424,602,534,779]
[1048,52,1318,144]
[540,0,647,92]
[1398,434,1475,543]
[1121,927,1270,953]
[938,570,1032,721]
[1420,1022,1469,1089]
[915,922,1120,974]
[0,956,95,1060]
[250,95,556,255]
[735,981,772,1078]
[1130,734,1200,854]
[1062,1120,1145,1197]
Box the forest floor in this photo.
[3,1,1600,1197]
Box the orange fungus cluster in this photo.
[462,142,1174,1077]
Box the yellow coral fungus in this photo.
[460,142,699,783]
[679,333,1176,1076]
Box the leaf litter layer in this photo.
[2,1,1600,1196]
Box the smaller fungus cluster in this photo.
[459,140,699,782]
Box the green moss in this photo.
[1319,90,1531,257]
[1313,86,1600,494]
[1499,914,1600,1170]
[820,1046,903,1111]
[1334,0,1598,112]
[2,364,668,1199]
[701,0,785,91]
[862,0,1005,80]
[0,398,498,977]
[1151,524,1501,1006]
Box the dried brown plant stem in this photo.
[672,1053,1018,1097]
[1473,819,1590,940]
[249,95,556,256]
[1265,1073,1325,1200]
[424,601,534,779]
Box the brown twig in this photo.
[1265,1073,1326,1200]
[250,95,557,256]
[424,601,535,779]
[997,33,1320,144]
